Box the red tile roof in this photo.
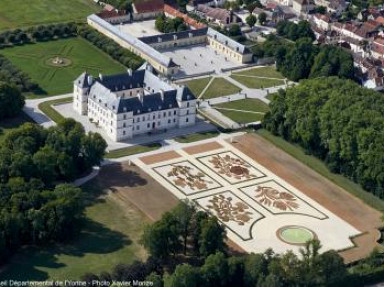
[164,4,206,29]
[133,0,164,14]
[97,9,127,19]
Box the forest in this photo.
[264,77,384,196]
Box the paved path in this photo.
[215,107,265,114]
[23,94,71,128]
[198,77,215,99]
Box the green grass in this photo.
[0,38,126,97]
[174,131,219,143]
[218,110,264,123]
[0,186,148,280]
[233,66,285,79]
[105,143,162,159]
[202,78,241,100]
[0,0,100,31]
[180,77,211,97]
[266,92,277,101]
[231,75,285,89]
[0,113,34,142]
[215,99,270,113]
[38,97,72,123]
[256,129,384,212]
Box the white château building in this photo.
[73,67,197,141]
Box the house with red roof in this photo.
[132,0,164,20]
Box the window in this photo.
[187,110,189,115]
[136,125,140,130]
[153,115,155,119]
[158,121,161,126]
[123,115,126,120]
[123,123,126,128]
[123,131,126,135]
[163,112,166,117]
[187,102,190,107]
[158,114,161,119]
[137,117,140,122]
[168,119,171,124]
[174,111,176,115]
[173,119,176,123]
[186,118,189,123]
[147,123,150,128]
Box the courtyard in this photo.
[118,20,161,38]
[132,138,362,255]
[162,44,242,77]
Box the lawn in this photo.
[38,97,73,123]
[180,77,211,98]
[106,143,162,159]
[233,66,285,79]
[256,129,384,212]
[0,0,100,31]
[174,131,219,143]
[230,75,285,89]
[202,78,241,100]
[0,113,34,142]
[218,109,264,123]
[0,184,148,280]
[214,99,270,113]
[0,38,126,97]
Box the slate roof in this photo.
[139,28,208,44]
[88,14,173,67]
[79,69,195,115]
[207,28,251,54]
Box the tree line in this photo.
[78,26,143,70]
[252,34,354,82]
[0,23,77,46]
[264,77,384,197]
[80,201,384,286]
[0,118,107,263]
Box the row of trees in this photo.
[155,15,188,33]
[0,23,77,46]
[0,82,24,120]
[0,56,38,93]
[264,77,384,196]
[78,26,143,70]
[80,202,384,287]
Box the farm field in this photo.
[0,38,126,97]
[0,0,100,31]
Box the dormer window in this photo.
[169,104,172,108]
[158,105,161,110]
[137,109,140,114]
[148,108,152,112]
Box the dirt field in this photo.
[96,163,179,221]
[230,133,382,263]
[183,141,223,155]
[140,151,181,165]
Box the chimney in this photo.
[99,73,103,81]
[127,68,132,75]
[160,89,165,101]
[87,75,93,85]
[137,90,144,103]
[173,34,177,40]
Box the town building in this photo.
[132,0,165,20]
[73,67,197,141]
[196,5,241,27]
[292,0,314,14]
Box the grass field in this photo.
[0,0,100,31]
[256,129,384,212]
[202,78,241,100]
[0,183,148,280]
[180,77,211,97]
[0,113,34,142]
[0,38,126,97]
[106,143,162,159]
[214,99,269,124]
[219,110,264,123]
[233,67,285,79]
[231,75,285,89]
[215,99,270,113]
[38,97,73,123]
[174,131,219,143]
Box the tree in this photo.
[201,252,229,286]
[258,12,267,25]
[164,264,202,287]
[0,82,25,120]
[228,24,241,36]
[199,217,226,256]
[246,14,257,27]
